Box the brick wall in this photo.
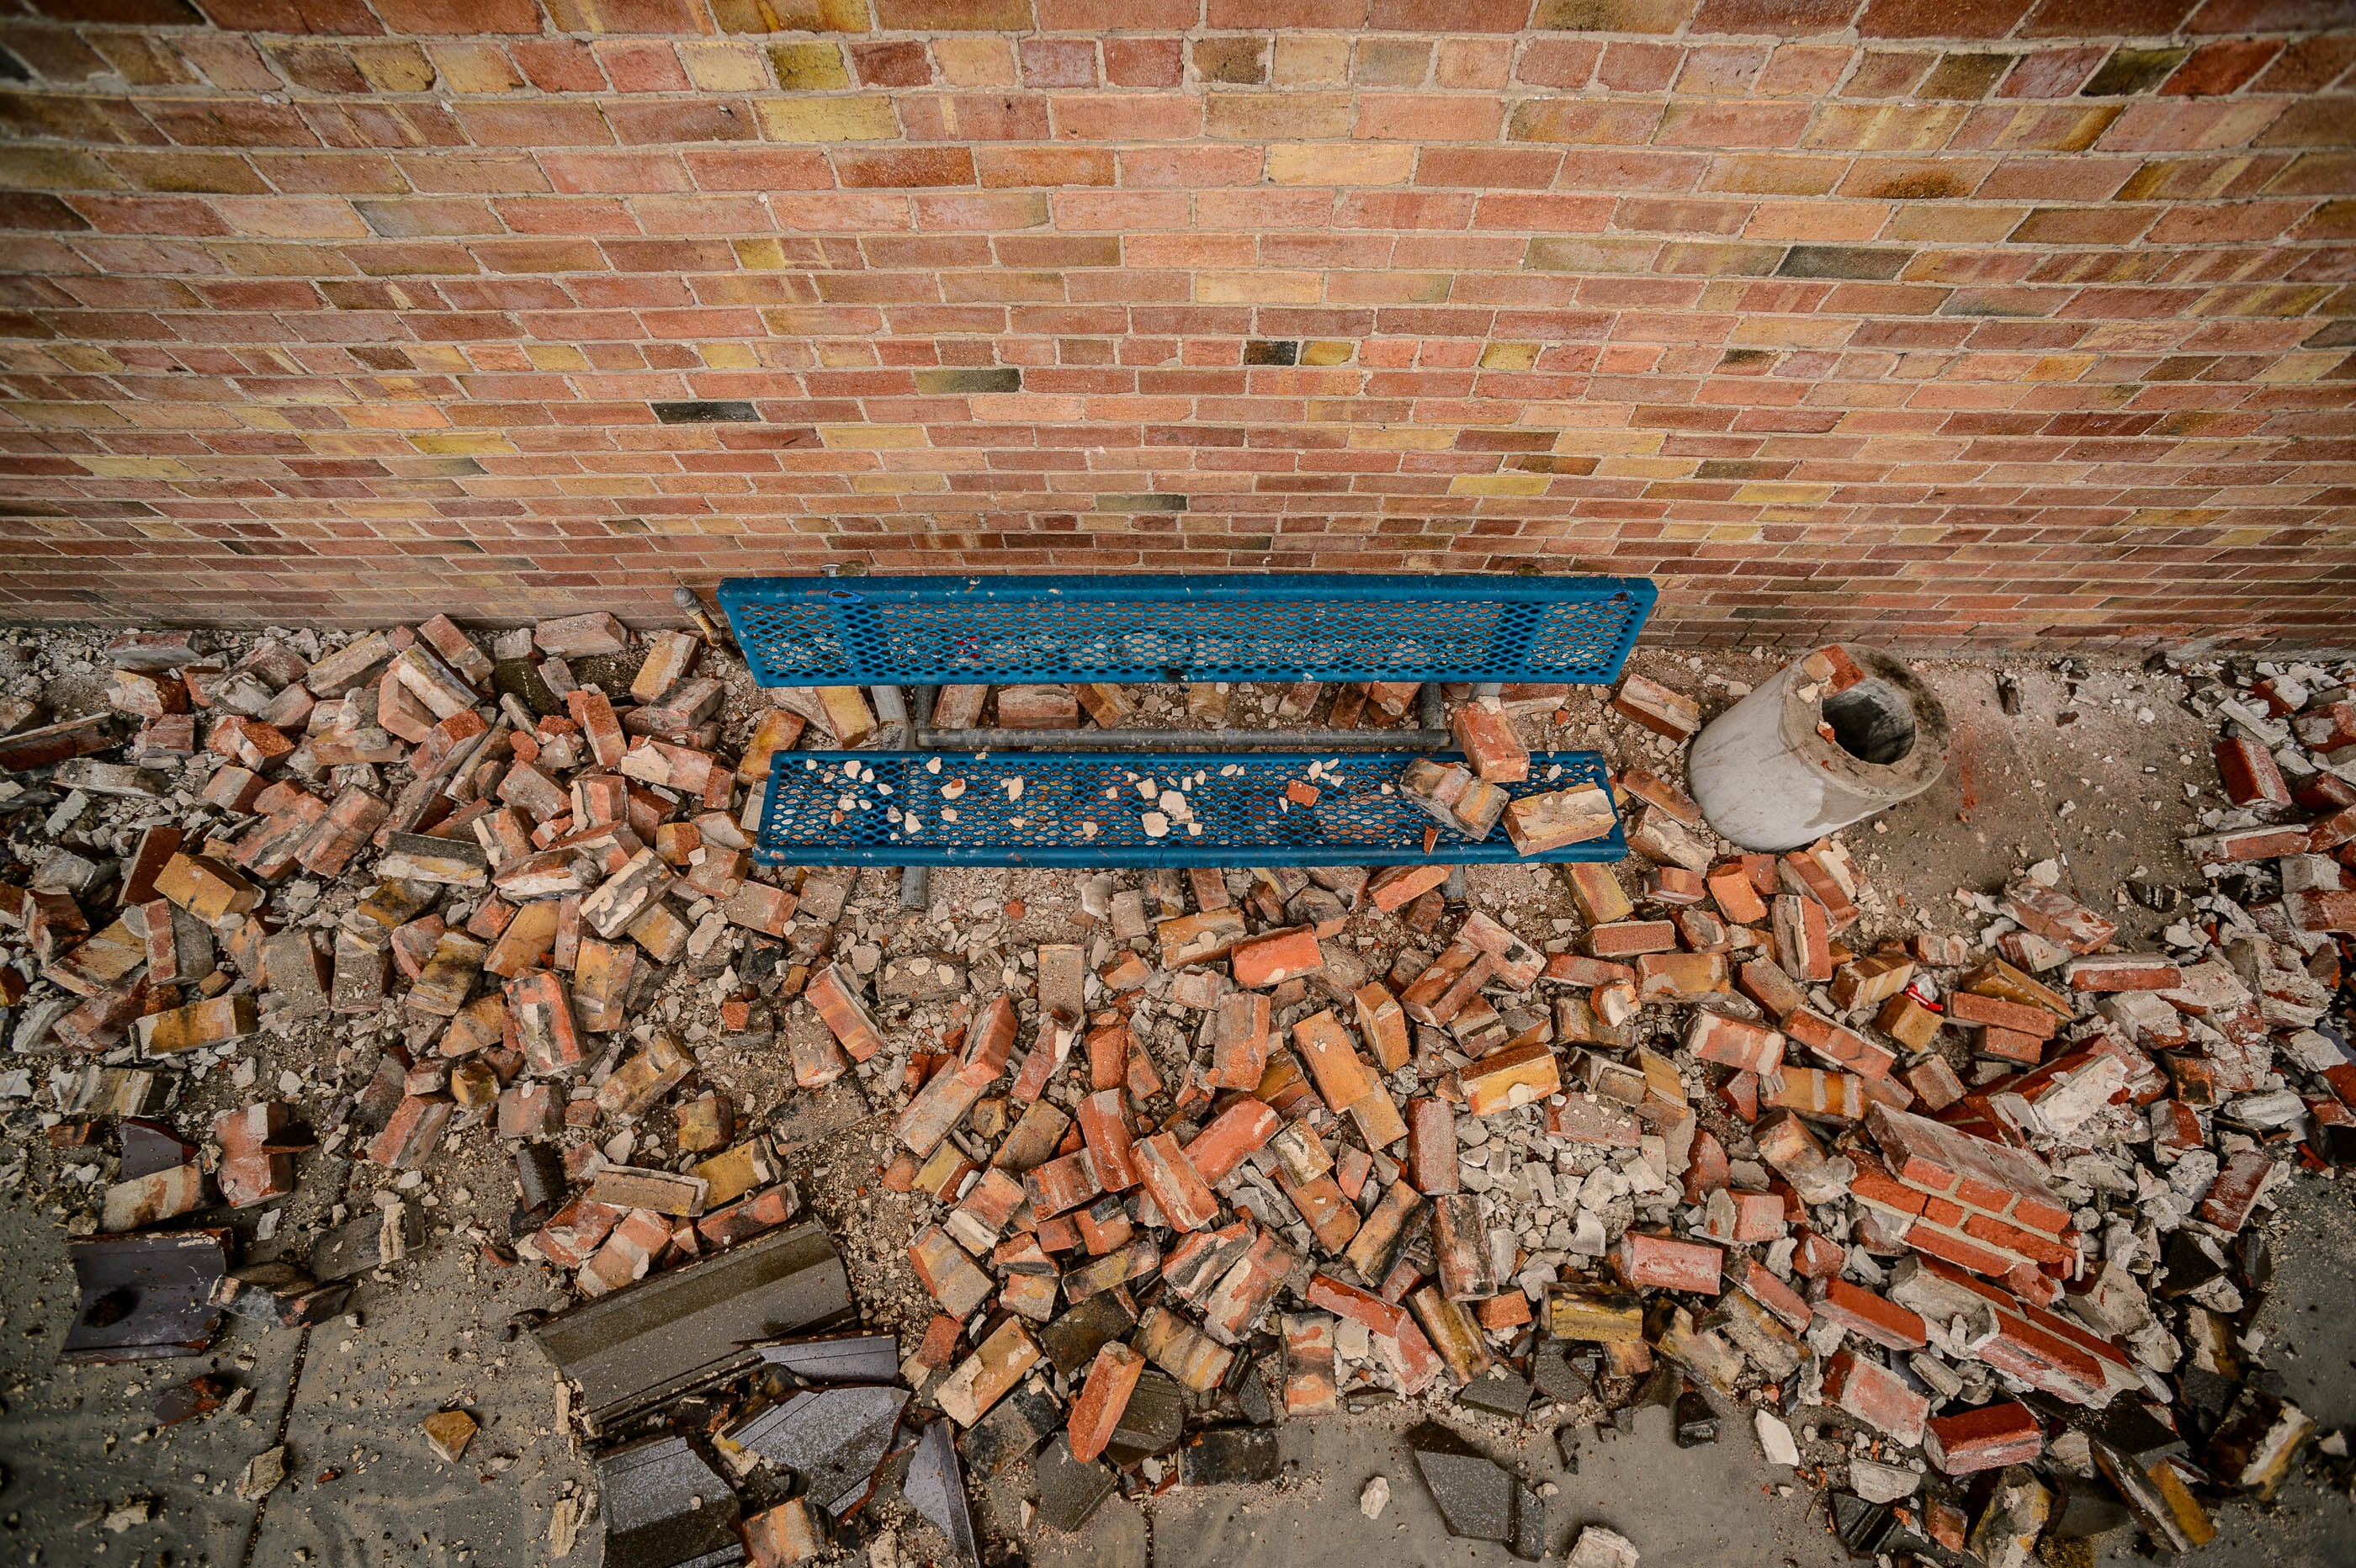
[0,0,2350,646]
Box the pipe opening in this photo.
[1821,678,1915,766]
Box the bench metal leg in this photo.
[870,683,910,745]
[1445,865,1467,902]
[1472,681,1503,700]
[897,684,935,911]
[1417,682,1443,745]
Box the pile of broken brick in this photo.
[873,655,2356,1563]
[3,612,2352,1568]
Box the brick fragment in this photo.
[1825,1348,1929,1445]
[1615,1231,1722,1295]
[534,612,626,658]
[1367,864,1448,913]
[2003,879,2116,956]
[1461,1037,1561,1115]
[1504,783,1616,854]
[1133,1131,1218,1232]
[2062,954,2183,993]
[1451,702,1528,783]
[1612,673,1700,739]
[2214,737,2289,807]
[1810,1276,1927,1350]
[1772,893,1831,983]
[1562,862,1634,924]
[1067,1342,1145,1465]
[1924,1401,2043,1475]
[1230,927,1323,988]
[1182,1098,1278,1185]
[1210,991,1272,1088]
[1687,1011,1784,1075]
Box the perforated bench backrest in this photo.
[719,572,1653,690]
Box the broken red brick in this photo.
[1810,1276,1928,1350]
[1616,1231,1722,1295]
[1133,1131,1219,1232]
[1067,1340,1146,1464]
[1824,1348,1929,1445]
[2214,737,2290,807]
[1924,1401,2043,1475]
[1451,702,1529,783]
[1612,673,1700,739]
[1687,1011,1784,1075]
[1230,927,1323,988]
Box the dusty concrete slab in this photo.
[1,648,2348,1568]
[237,1226,591,1566]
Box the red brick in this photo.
[1616,1231,1722,1295]
[1810,1276,1928,1350]
[1066,1341,1144,1464]
[1823,1348,1929,1445]
[1232,927,1324,988]
[1687,1010,1784,1075]
[1183,1097,1279,1185]
[1133,1131,1219,1232]
[1924,1401,2042,1475]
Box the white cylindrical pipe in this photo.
[1688,644,1949,852]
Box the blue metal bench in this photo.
[715,573,1653,877]
[719,572,1651,690]
[754,750,1622,870]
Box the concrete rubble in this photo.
[2,614,2351,1566]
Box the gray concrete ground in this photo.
[2,650,2349,1568]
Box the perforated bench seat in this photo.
[751,750,1624,869]
[718,571,1654,871]
[719,572,1653,689]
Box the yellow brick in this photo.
[1728,316,1853,348]
[933,36,1015,86]
[851,474,949,493]
[50,345,124,372]
[733,238,794,269]
[1266,143,1414,186]
[1197,270,1321,304]
[1734,481,1836,504]
[699,342,759,368]
[1595,456,1692,479]
[428,40,523,93]
[210,198,369,239]
[681,41,772,93]
[2257,352,2339,383]
[409,432,517,455]
[708,0,867,27]
[1273,34,1350,83]
[1478,342,1539,371]
[767,41,849,89]
[525,344,591,371]
[77,456,195,479]
[2193,283,2333,318]
[1207,93,1352,141]
[819,425,928,449]
[2023,354,2094,382]
[350,41,437,93]
[1451,473,1551,496]
[0,146,122,191]
[8,403,130,428]
[814,342,873,366]
[1553,429,1664,456]
[1301,340,1355,366]
[753,96,898,142]
[1348,426,1458,450]
[2125,507,2226,528]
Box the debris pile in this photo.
[3,617,2350,1566]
